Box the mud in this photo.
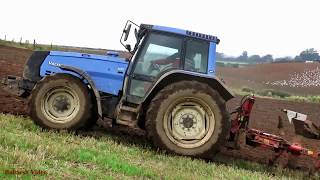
[0,45,31,115]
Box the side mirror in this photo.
[120,20,140,53]
[125,44,131,52]
[123,24,132,41]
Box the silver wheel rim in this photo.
[163,97,216,149]
[41,86,80,124]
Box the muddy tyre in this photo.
[146,81,229,158]
[29,74,92,130]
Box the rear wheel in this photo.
[29,74,92,130]
[146,81,229,158]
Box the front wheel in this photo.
[146,81,229,158]
[29,74,92,130]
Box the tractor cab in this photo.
[120,21,221,100]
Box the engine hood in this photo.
[39,51,129,95]
[49,51,127,64]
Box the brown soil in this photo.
[217,63,320,96]
[0,45,319,170]
[0,45,31,115]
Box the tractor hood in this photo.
[49,51,127,63]
[39,51,129,95]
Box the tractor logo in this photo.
[48,61,62,67]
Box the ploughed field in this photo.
[0,45,319,170]
[217,62,320,96]
[0,45,31,114]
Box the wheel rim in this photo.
[163,97,216,149]
[41,86,80,124]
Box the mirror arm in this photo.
[131,29,146,54]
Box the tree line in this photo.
[217,48,320,63]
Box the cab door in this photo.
[126,32,184,102]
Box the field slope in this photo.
[0,114,316,179]
[217,62,320,96]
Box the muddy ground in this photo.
[0,45,31,114]
[0,45,319,170]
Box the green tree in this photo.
[261,54,273,62]
[275,56,292,62]
[216,52,225,61]
[248,55,261,62]
[299,48,319,61]
[238,51,248,61]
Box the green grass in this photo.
[0,114,317,179]
[239,87,320,104]
[286,95,320,103]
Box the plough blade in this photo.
[282,109,320,139]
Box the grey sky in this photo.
[1,0,319,58]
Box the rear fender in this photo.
[23,51,50,81]
[143,70,234,107]
[50,64,103,118]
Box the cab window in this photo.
[129,32,183,98]
[133,33,183,77]
[184,39,209,73]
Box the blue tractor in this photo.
[2,21,234,157]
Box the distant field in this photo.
[0,39,131,59]
[0,114,314,179]
[217,62,320,96]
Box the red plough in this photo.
[226,95,320,171]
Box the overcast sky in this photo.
[1,0,319,57]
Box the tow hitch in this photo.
[1,75,34,97]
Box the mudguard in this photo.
[56,65,103,118]
[143,70,234,106]
[23,51,50,81]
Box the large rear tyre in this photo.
[29,74,92,130]
[146,81,229,158]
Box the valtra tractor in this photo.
[1,21,320,167]
[2,21,233,158]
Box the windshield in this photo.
[133,33,183,77]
